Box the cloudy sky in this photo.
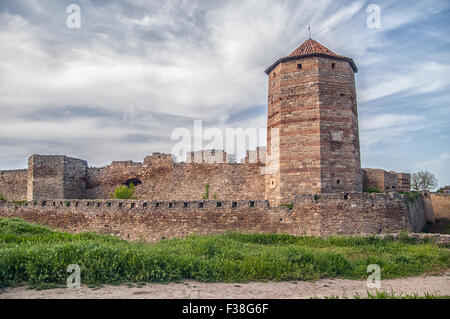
[0,0,449,188]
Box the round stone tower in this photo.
[264,38,362,204]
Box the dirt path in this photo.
[1,271,449,299]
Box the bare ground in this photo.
[1,271,449,299]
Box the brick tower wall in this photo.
[265,56,362,204]
[265,58,322,204]
[318,57,362,193]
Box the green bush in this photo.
[109,183,136,199]
[363,188,382,193]
[398,191,419,204]
[0,217,449,289]
[0,194,5,201]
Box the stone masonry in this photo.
[0,38,431,238]
[264,39,362,205]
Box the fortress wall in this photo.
[86,156,265,201]
[397,173,411,192]
[0,193,410,242]
[0,169,28,201]
[431,194,450,219]
[363,168,398,192]
[63,156,88,199]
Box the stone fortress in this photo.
[0,39,443,242]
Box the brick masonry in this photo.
[265,54,362,205]
[0,192,413,242]
[26,155,87,201]
[0,169,28,201]
[362,168,411,192]
[86,153,265,201]
[0,38,431,238]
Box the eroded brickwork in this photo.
[363,168,398,192]
[27,155,87,200]
[86,153,265,201]
[0,193,410,242]
[397,173,411,192]
[0,169,28,201]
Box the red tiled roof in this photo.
[265,38,358,74]
[288,39,344,58]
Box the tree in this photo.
[411,171,438,191]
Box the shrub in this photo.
[363,188,382,193]
[279,203,293,210]
[109,183,136,199]
[0,194,5,201]
[202,183,210,200]
[398,191,419,204]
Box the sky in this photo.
[0,0,449,189]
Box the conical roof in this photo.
[265,38,357,74]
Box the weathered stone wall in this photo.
[0,169,28,201]
[265,55,362,205]
[0,193,410,242]
[86,153,265,201]
[431,194,450,219]
[318,57,363,194]
[27,155,65,200]
[406,194,426,232]
[27,155,88,200]
[397,173,411,192]
[363,168,398,192]
[63,156,88,199]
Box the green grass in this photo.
[314,291,449,299]
[11,200,27,205]
[0,217,449,290]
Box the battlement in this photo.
[0,192,413,242]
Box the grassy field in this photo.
[317,292,450,299]
[0,217,449,289]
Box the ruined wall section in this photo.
[0,193,410,242]
[0,169,28,201]
[27,155,64,200]
[363,168,398,192]
[431,194,450,219]
[27,155,88,200]
[86,153,265,201]
[397,173,411,192]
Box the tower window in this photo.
[273,72,276,78]
[297,64,302,69]
[332,63,336,69]
[336,179,341,185]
